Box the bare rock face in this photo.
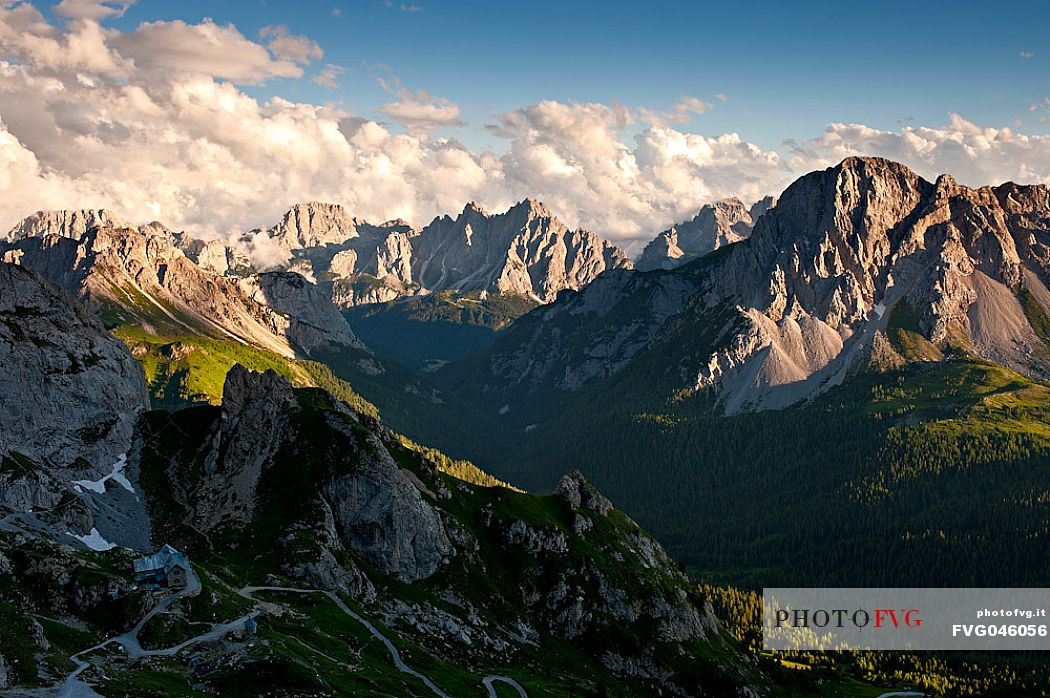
[196,366,295,530]
[269,201,362,253]
[0,262,151,547]
[193,365,451,582]
[188,200,628,308]
[241,272,365,355]
[694,157,1050,412]
[255,203,420,307]
[1,214,362,359]
[413,199,632,302]
[4,209,133,243]
[0,263,148,474]
[330,276,418,307]
[322,424,452,583]
[635,196,775,272]
[449,157,1050,418]
[557,470,612,516]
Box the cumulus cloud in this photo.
[379,83,463,132]
[0,4,1048,256]
[789,114,1050,187]
[111,19,304,83]
[640,96,713,126]
[0,2,127,75]
[493,100,787,237]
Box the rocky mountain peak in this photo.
[413,200,631,302]
[635,196,764,272]
[458,156,1050,420]
[460,201,489,217]
[508,197,554,220]
[270,202,362,250]
[0,261,151,548]
[6,209,135,243]
[748,194,778,221]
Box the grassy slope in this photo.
[111,324,378,418]
[129,385,758,697]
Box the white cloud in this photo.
[313,63,345,89]
[53,0,134,21]
[111,19,303,83]
[789,114,1050,188]
[0,7,1048,254]
[493,100,788,237]
[1021,50,1035,59]
[380,86,463,132]
[663,96,713,124]
[259,24,323,64]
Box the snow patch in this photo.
[68,527,117,551]
[72,454,136,497]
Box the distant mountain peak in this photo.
[461,201,489,217]
[414,200,631,302]
[636,195,771,272]
[6,209,136,243]
[270,202,363,250]
[509,197,554,218]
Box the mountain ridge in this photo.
[435,156,1050,425]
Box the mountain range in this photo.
[440,156,1050,422]
[3,155,1050,695]
[635,196,776,272]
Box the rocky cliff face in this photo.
[253,202,422,307]
[261,199,633,306]
[270,201,364,252]
[190,366,451,582]
[137,364,752,695]
[1,213,363,359]
[3,209,134,243]
[635,196,775,272]
[0,262,151,548]
[699,156,1050,412]
[148,200,631,309]
[442,157,1050,419]
[413,199,632,302]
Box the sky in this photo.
[1,0,1049,252]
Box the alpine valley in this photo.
[3,156,1050,697]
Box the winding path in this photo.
[239,586,454,698]
[50,578,526,698]
[483,674,529,698]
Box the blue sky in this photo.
[75,0,1050,149]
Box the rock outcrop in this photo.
[196,366,296,529]
[0,262,151,548]
[442,157,1050,418]
[413,199,632,302]
[322,426,452,583]
[192,365,451,582]
[635,196,775,272]
[1,212,363,359]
